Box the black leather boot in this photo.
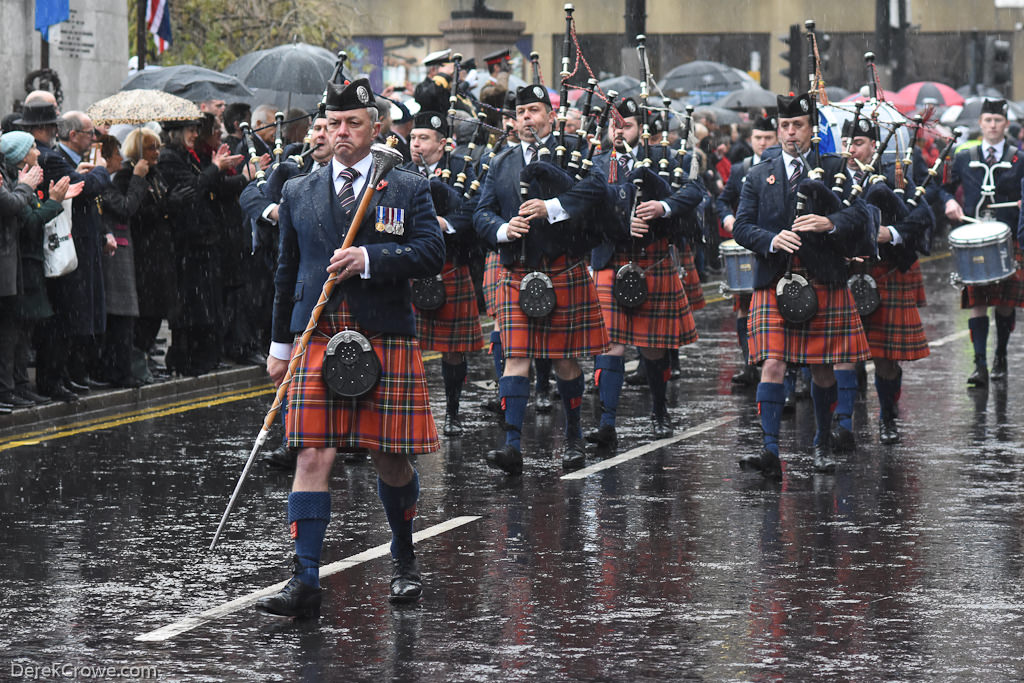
[255,556,323,619]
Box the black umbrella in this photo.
[824,85,851,102]
[596,75,643,100]
[225,43,336,107]
[957,84,1004,99]
[952,96,1023,125]
[122,65,254,103]
[713,87,776,111]
[657,61,758,97]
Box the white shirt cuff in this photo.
[261,203,279,224]
[440,217,455,234]
[888,226,903,245]
[545,198,569,223]
[660,201,672,217]
[359,246,371,278]
[497,223,512,243]
[269,342,293,361]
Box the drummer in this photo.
[832,117,934,446]
[717,113,778,386]
[939,98,1024,387]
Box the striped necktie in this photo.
[986,146,997,165]
[788,157,803,193]
[526,143,539,164]
[337,167,359,213]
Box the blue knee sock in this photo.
[756,382,785,457]
[736,316,749,362]
[875,372,901,420]
[557,374,585,439]
[378,472,419,559]
[288,491,331,587]
[834,369,858,431]
[643,354,671,417]
[535,357,553,394]
[490,330,505,379]
[499,375,530,449]
[594,354,625,427]
[811,382,838,447]
[995,311,1015,357]
[969,316,989,365]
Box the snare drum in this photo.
[949,220,1016,285]
[719,239,756,293]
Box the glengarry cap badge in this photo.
[627,100,636,113]
[533,86,544,99]
[800,98,809,112]
[431,115,442,129]
[357,86,370,104]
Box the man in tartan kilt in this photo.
[474,84,609,474]
[716,114,779,386]
[257,79,445,617]
[733,93,877,477]
[404,111,484,436]
[939,98,1024,387]
[585,97,701,448]
[832,117,934,448]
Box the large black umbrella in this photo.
[596,75,643,100]
[121,65,254,103]
[657,61,758,97]
[713,87,776,111]
[957,84,1004,99]
[225,43,336,110]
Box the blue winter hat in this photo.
[1,131,35,164]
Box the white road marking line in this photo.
[561,415,739,480]
[928,329,970,348]
[135,515,482,642]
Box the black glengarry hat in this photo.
[615,97,640,120]
[842,116,878,140]
[515,84,551,109]
[981,98,1009,118]
[752,114,777,132]
[413,110,449,137]
[326,78,375,112]
[776,92,811,119]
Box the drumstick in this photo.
[959,215,979,223]
[985,201,1019,209]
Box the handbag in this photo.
[43,199,77,278]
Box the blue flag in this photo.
[35,0,70,42]
[817,109,837,154]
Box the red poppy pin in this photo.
[767,174,776,185]
[376,180,388,191]
[36,190,44,201]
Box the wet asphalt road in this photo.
[3,254,1024,681]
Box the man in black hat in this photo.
[717,114,779,386]
[733,93,876,478]
[256,79,444,617]
[473,83,610,475]
[939,98,1024,387]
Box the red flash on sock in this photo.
[500,397,506,411]
[594,369,603,387]
[569,396,582,410]
[289,522,298,539]
[662,369,672,383]
[403,504,417,522]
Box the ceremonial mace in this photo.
[210,139,405,550]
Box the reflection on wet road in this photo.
[2,256,1024,680]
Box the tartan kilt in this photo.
[747,280,871,365]
[860,262,930,361]
[482,250,503,317]
[906,261,927,307]
[679,242,706,311]
[414,261,484,353]
[286,303,440,454]
[497,257,609,359]
[593,243,698,349]
[960,250,1024,309]
[732,292,753,313]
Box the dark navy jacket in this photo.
[733,152,877,288]
[272,163,444,342]
[939,140,1024,233]
[401,156,479,266]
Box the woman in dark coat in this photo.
[156,119,242,376]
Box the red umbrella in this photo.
[840,90,914,114]
[897,81,964,107]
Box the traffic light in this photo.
[989,37,1011,86]
[779,24,802,93]
[819,32,832,75]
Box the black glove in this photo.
[167,183,196,206]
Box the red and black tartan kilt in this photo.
[482,250,503,317]
[497,257,609,359]
[286,303,440,454]
[905,260,927,307]
[960,250,1024,309]
[679,242,706,311]
[732,292,753,313]
[593,242,698,349]
[414,260,484,353]
[747,279,871,366]
[860,261,930,361]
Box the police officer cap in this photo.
[326,78,376,112]
[484,49,511,66]
[752,115,776,132]
[413,110,449,137]
[516,84,551,109]
[615,97,641,120]
[423,49,452,67]
[842,117,878,141]
[981,98,1009,118]
[776,92,812,119]
[462,58,477,71]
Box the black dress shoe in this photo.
[255,557,322,618]
[534,389,553,414]
[813,443,837,473]
[16,386,53,405]
[879,417,900,444]
[625,364,647,386]
[64,379,90,395]
[584,424,618,447]
[113,376,145,389]
[991,354,1008,380]
[239,351,268,366]
[81,376,111,389]
[562,437,586,470]
[0,391,35,409]
[262,444,298,471]
[481,396,502,414]
[731,364,759,386]
[486,444,523,476]
[651,413,673,439]
[0,401,11,415]
[739,448,782,480]
[47,384,79,402]
[443,413,463,436]
[389,555,423,603]
[830,417,855,452]
[968,364,989,388]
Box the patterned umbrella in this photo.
[896,81,963,107]
[87,89,201,125]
